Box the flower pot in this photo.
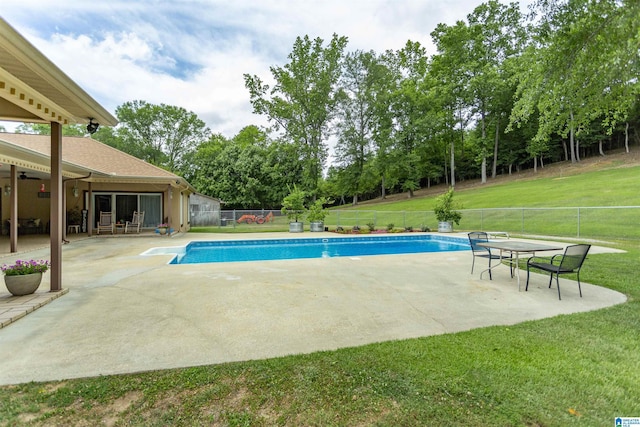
[4,272,43,296]
[289,222,304,233]
[309,221,324,232]
[158,227,167,235]
[438,221,453,233]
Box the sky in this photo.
[1,0,532,138]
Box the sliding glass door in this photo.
[140,194,161,227]
[93,193,162,229]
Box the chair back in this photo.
[559,244,591,271]
[136,211,145,226]
[468,232,490,254]
[131,211,144,225]
[98,211,112,226]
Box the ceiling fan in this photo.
[19,171,40,180]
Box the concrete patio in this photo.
[0,232,627,385]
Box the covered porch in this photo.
[0,16,117,291]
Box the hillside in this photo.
[354,147,640,208]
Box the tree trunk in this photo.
[598,140,605,156]
[352,194,358,206]
[492,119,499,179]
[480,110,487,184]
[625,122,629,153]
[569,109,576,163]
[576,138,581,162]
[380,175,386,200]
[450,139,456,188]
[562,140,568,161]
[533,156,538,173]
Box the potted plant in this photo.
[157,223,169,235]
[306,197,328,232]
[67,208,82,227]
[1,259,50,296]
[281,185,306,233]
[433,188,462,232]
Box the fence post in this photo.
[577,207,580,238]
[522,208,525,233]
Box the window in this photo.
[93,193,162,228]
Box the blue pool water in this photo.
[162,235,469,265]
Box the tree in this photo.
[335,50,391,204]
[509,0,640,164]
[14,123,87,136]
[188,131,303,209]
[115,100,210,173]
[431,21,473,188]
[244,34,348,195]
[466,0,525,183]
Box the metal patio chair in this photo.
[526,244,591,300]
[468,231,512,280]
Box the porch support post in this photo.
[9,165,17,252]
[50,122,63,292]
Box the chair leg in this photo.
[471,256,475,274]
[577,272,583,297]
[556,275,561,300]
[488,258,492,280]
[525,266,530,291]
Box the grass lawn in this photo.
[1,162,639,425]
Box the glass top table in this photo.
[477,241,564,290]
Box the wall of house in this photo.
[1,179,192,235]
[1,178,51,234]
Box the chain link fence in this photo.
[191,207,639,240]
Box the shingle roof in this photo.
[0,132,192,188]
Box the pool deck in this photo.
[0,232,627,385]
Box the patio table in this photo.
[477,241,564,290]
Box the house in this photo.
[0,132,195,236]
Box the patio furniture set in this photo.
[468,231,591,300]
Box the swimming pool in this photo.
[148,234,470,265]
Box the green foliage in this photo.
[115,100,210,173]
[244,34,348,194]
[281,185,306,222]
[433,188,462,224]
[306,197,328,222]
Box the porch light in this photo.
[3,185,10,196]
[72,182,79,198]
[40,183,45,192]
[86,118,99,135]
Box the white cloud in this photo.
[2,0,532,138]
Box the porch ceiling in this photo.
[0,17,117,127]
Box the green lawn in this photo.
[1,166,640,426]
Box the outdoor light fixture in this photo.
[40,183,45,193]
[72,182,79,198]
[86,118,99,134]
[3,185,10,196]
